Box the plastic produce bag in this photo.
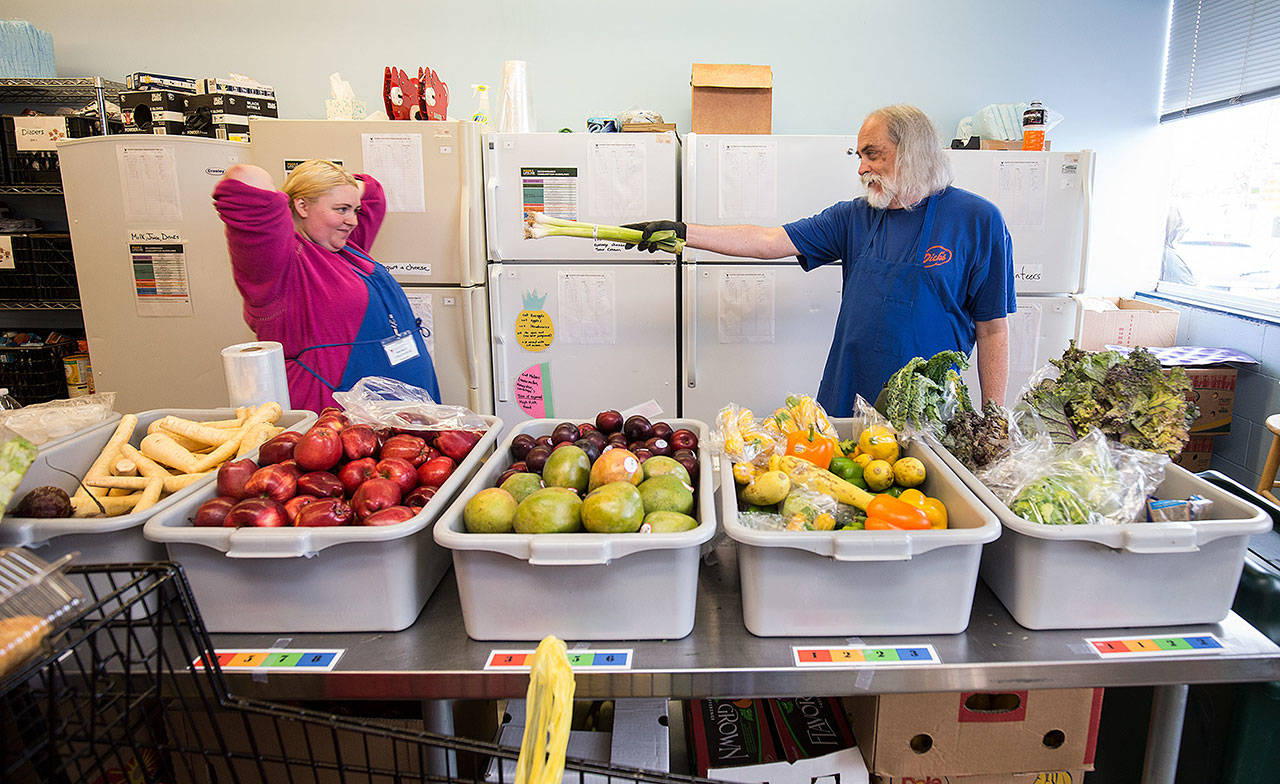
[325,72,366,120]
[713,403,782,465]
[955,102,1064,142]
[333,376,488,432]
[0,425,37,512]
[0,392,117,446]
[876,351,974,442]
[780,486,838,531]
[977,429,1169,525]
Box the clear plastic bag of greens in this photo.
[874,351,975,442]
[333,376,489,432]
[780,486,839,531]
[977,428,1169,525]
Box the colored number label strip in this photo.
[1084,634,1225,659]
[485,649,633,671]
[792,644,941,668]
[191,649,344,672]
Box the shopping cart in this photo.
[0,562,714,784]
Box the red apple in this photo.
[339,424,379,461]
[194,496,236,527]
[244,464,298,503]
[670,429,699,451]
[296,497,354,527]
[351,477,403,519]
[496,468,519,487]
[633,447,654,462]
[338,457,378,495]
[284,494,320,523]
[297,471,345,499]
[318,406,343,418]
[404,485,437,510]
[595,409,623,434]
[375,457,419,495]
[277,459,301,479]
[295,426,343,471]
[363,505,415,526]
[226,497,289,528]
[315,409,349,430]
[416,455,456,488]
[577,422,597,438]
[216,458,259,500]
[651,422,673,441]
[256,431,301,465]
[380,434,430,466]
[644,437,672,457]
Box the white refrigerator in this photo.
[680,134,855,425]
[947,149,1095,399]
[247,118,492,414]
[59,135,256,411]
[484,132,679,424]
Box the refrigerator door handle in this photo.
[491,269,509,403]
[1077,150,1094,294]
[684,264,697,389]
[460,287,482,394]
[484,174,501,262]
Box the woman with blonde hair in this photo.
[213,159,439,411]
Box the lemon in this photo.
[864,459,895,491]
[858,426,900,463]
[854,453,873,468]
[893,457,926,488]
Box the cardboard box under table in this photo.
[143,415,502,633]
[720,417,1000,636]
[847,688,1102,780]
[434,418,715,641]
[930,436,1269,629]
[690,63,772,134]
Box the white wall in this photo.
[10,0,1171,294]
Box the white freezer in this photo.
[961,294,1082,403]
[488,263,678,424]
[681,133,861,262]
[680,263,844,427]
[399,284,493,414]
[248,118,487,287]
[946,149,1094,295]
[484,132,680,262]
[59,135,256,411]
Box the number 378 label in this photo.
[792,644,941,667]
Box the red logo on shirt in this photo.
[923,245,953,267]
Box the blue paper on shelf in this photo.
[0,22,55,78]
[1105,345,1258,366]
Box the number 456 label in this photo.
[792,644,941,667]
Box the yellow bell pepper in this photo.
[921,498,948,529]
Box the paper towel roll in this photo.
[499,60,532,133]
[222,341,291,410]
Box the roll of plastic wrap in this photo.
[221,341,291,409]
[499,60,532,133]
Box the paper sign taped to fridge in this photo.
[130,238,193,317]
[515,362,553,417]
[719,270,775,343]
[515,289,554,351]
[522,167,578,221]
[118,145,183,223]
[558,272,615,345]
[361,133,425,213]
[996,160,1047,230]
[588,140,646,219]
[718,141,778,221]
[384,262,432,282]
[401,290,435,356]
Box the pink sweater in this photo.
[213,175,386,412]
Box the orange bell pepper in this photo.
[865,494,930,530]
[785,425,836,470]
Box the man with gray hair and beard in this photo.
[627,104,1015,416]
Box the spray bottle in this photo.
[471,84,492,131]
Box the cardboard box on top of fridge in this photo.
[1076,297,1179,351]
[977,138,1053,151]
[844,689,1103,778]
[874,770,1087,784]
[690,63,772,134]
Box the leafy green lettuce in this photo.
[1021,343,1196,457]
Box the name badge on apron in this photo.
[382,330,420,366]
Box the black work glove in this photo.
[622,220,687,253]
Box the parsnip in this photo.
[140,432,202,474]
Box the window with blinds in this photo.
[1161,0,1280,121]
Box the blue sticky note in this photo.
[1185,636,1223,649]
[896,647,933,661]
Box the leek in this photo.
[522,212,684,254]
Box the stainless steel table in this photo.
[210,541,1280,784]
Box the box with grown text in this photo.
[1181,366,1237,436]
[1175,434,1216,472]
[845,689,1102,779]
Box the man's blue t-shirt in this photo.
[782,186,1015,415]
